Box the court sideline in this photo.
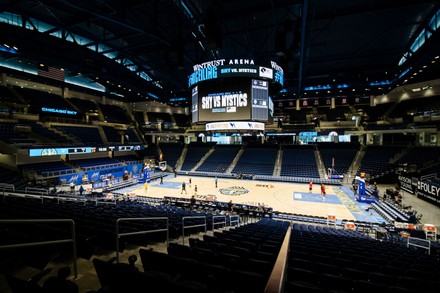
[120,174,439,229]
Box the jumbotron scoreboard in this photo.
[189,58,283,124]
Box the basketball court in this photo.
[119,174,383,223]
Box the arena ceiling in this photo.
[0,0,439,104]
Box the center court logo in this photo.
[219,186,249,196]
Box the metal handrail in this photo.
[93,196,117,206]
[182,216,207,245]
[83,163,124,171]
[0,219,78,278]
[56,194,87,205]
[212,215,227,230]
[25,187,48,195]
[264,226,291,293]
[407,236,431,254]
[0,183,15,192]
[229,215,240,228]
[3,191,88,206]
[115,217,169,263]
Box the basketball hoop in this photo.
[159,161,167,171]
[327,168,333,178]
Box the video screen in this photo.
[251,79,269,121]
[198,78,252,122]
[191,86,199,123]
[269,96,274,122]
[195,78,272,123]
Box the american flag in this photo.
[37,65,65,81]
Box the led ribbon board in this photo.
[28,145,144,157]
[188,59,284,88]
[205,121,265,131]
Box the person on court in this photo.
[309,181,313,193]
[321,183,326,198]
[181,181,187,194]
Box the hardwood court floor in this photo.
[129,175,357,221]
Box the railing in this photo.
[212,215,227,230]
[3,190,94,206]
[255,175,343,185]
[25,187,48,195]
[115,217,169,263]
[41,168,76,178]
[56,194,88,205]
[119,159,143,165]
[264,225,291,293]
[93,178,124,189]
[82,162,124,171]
[407,236,431,254]
[229,215,240,228]
[101,178,139,192]
[0,219,78,278]
[174,170,343,185]
[176,170,237,179]
[44,116,84,124]
[93,196,118,206]
[182,216,207,245]
[0,183,15,192]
